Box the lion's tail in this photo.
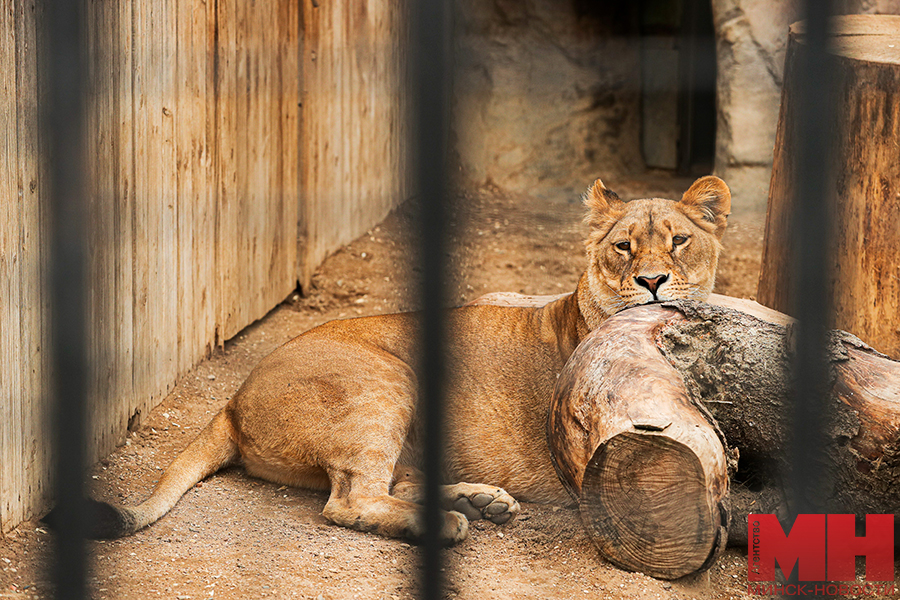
[50,409,239,539]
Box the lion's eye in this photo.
[672,235,689,246]
[615,241,631,252]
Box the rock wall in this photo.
[453,0,900,208]
[710,0,801,212]
[711,0,900,212]
[452,0,643,197]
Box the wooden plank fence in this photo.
[0,0,410,533]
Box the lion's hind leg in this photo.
[323,469,468,543]
[391,466,520,526]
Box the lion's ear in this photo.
[583,179,625,235]
[583,178,623,214]
[679,176,731,239]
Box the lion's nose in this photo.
[635,274,669,295]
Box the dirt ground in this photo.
[2,174,788,599]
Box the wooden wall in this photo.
[0,0,52,535]
[0,0,410,533]
[300,0,411,286]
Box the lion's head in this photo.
[577,176,731,329]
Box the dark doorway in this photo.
[639,0,717,175]
[677,0,717,175]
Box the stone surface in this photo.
[452,0,900,209]
[452,0,643,197]
[711,0,900,212]
[711,0,801,213]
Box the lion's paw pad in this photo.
[451,487,519,525]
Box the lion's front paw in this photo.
[447,483,520,525]
[442,510,469,543]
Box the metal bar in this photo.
[789,2,835,520]
[44,0,89,598]
[412,0,452,598]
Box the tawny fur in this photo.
[86,176,731,543]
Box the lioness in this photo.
[89,176,730,543]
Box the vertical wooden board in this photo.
[85,0,121,465]
[384,0,393,214]
[244,0,260,327]
[346,0,357,239]
[136,0,177,413]
[296,0,413,285]
[181,0,215,369]
[242,0,263,332]
[398,0,412,206]
[215,0,300,340]
[215,0,237,344]
[34,0,52,511]
[325,0,340,267]
[220,0,249,340]
[159,0,177,400]
[227,0,247,338]
[298,0,318,289]
[380,0,390,221]
[131,0,157,441]
[264,0,280,306]
[272,0,299,303]
[115,0,135,436]
[196,0,216,358]
[372,0,385,220]
[14,0,43,523]
[310,0,327,275]
[174,0,192,377]
[397,0,409,204]
[0,0,21,531]
[275,0,299,306]
[279,0,300,294]
[336,0,348,249]
[176,0,203,376]
[309,0,324,274]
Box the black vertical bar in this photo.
[412,0,452,599]
[45,0,88,598]
[789,2,835,521]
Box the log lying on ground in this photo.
[661,299,900,517]
[548,297,900,579]
[548,305,731,580]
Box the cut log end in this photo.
[579,431,724,580]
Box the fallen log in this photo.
[547,304,730,580]
[548,297,900,579]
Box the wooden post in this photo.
[757,15,900,359]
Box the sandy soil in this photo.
[1,174,786,600]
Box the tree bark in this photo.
[757,15,900,359]
[548,305,730,580]
[548,296,900,578]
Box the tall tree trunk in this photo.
[757,15,900,359]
